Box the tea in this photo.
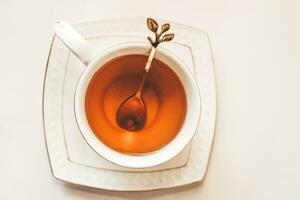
[85,54,186,154]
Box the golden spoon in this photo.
[116,18,175,131]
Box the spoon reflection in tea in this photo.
[116,18,174,131]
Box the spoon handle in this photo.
[135,47,156,95]
[144,46,157,72]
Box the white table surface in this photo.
[1,0,300,199]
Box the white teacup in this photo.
[54,21,201,168]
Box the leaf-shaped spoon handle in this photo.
[146,18,174,48]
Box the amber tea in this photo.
[85,54,187,154]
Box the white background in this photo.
[1,0,300,199]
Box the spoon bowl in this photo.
[116,93,146,131]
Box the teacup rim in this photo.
[74,42,201,168]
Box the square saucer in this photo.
[43,18,216,191]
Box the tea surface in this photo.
[85,54,186,154]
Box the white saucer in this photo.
[43,18,216,191]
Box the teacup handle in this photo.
[54,21,95,66]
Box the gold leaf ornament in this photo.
[147,36,153,44]
[161,23,170,33]
[147,18,158,33]
[161,33,174,42]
